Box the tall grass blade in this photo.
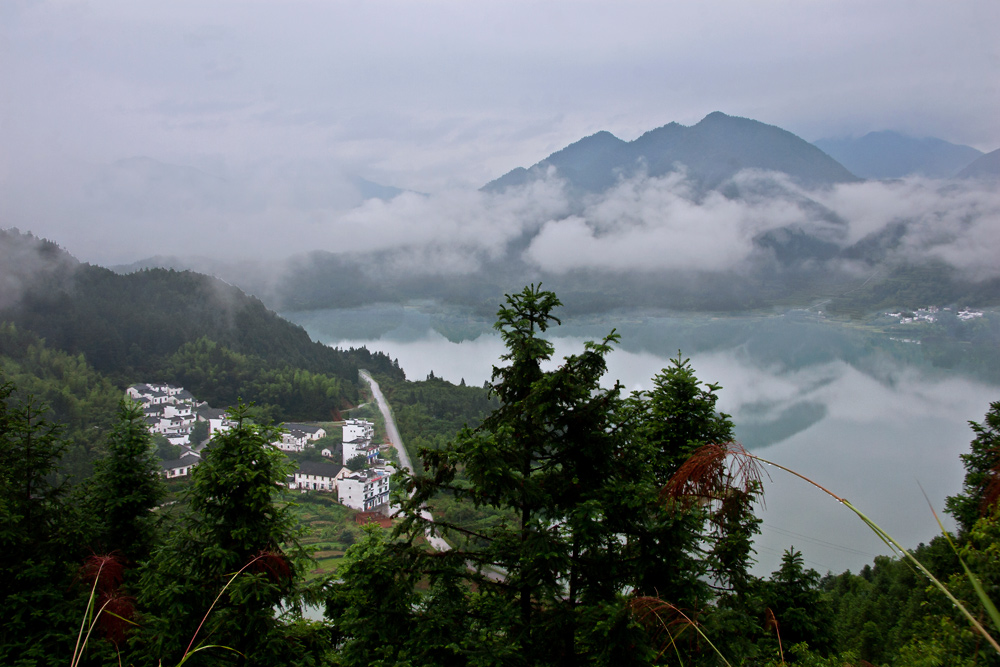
[176,645,245,666]
[629,597,732,667]
[71,560,104,667]
[745,451,1000,656]
[922,488,1000,639]
[181,551,275,662]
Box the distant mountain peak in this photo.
[698,110,736,123]
[484,112,858,194]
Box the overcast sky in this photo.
[1,0,998,264]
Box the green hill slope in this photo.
[0,229,404,420]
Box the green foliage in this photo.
[947,401,1000,535]
[134,404,310,665]
[388,285,763,665]
[628,354,756,608]
[324,526,423,665]
[83,400,165,563]
[818,403,1000,664]
[760,550,832,657]
[0,228,406,432]
[344,454,367,472]
[0,323,121,480]
[165,337,352,423]
[892,513,1000,665]
[384,373,498,472]
[0,374,83,666]
[153,433,182,461]
[188,419,209,446]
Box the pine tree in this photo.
[388,286,763,665]
[0,375,81,666]
[85,400,165,563]
[946,401,1000,534]
[134,403,308,666]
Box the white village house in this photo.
[129,383,203,446]
[342,419,377,464]
[160,450,201,479]
[128,383,240,477]
[290,460,347,491]
[272,422,328,453]
[337,467,392,511]
[200,407,236,437]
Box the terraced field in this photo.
[291,494,380,579]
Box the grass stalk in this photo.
[179,553,271,663]
[749,452,1000,655]
[71,559,105,667]
[923,490,1000,639]
[630,597,732,667]
[765,607,784,666]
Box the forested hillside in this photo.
[0,228,406,479]
[0,323,121,479]
[0,230,402,396]
[2,285,1000,665]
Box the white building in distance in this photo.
[291,460,346,492]
[337,467,391,511]
[343,419,374,442]
[342,419,375,463]
[272,423,328,452]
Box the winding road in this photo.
[358,370,451,552]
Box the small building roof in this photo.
[283,422,325,434]
[160,457,198,471]
[295,461,343,478]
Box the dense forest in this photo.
[0,228,405,477]
[2,285,1000,665]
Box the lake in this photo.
[285,304,1000,576]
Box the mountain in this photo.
[485,111,860,194]
[957,147,1000,180]
[0,229,404,417]
[813,131,983,179]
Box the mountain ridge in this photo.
[485,111,860,194]
[958,147,1000,180]
[814,131,984,179]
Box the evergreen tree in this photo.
[85,400,165,563]
[391,285,651,665]
[0,375,82,666]
[386,286,761,665]
[627,355,752,607]
[760,549,832,657]
[134,404,308,666]
[947,401,1000,534]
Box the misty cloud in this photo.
[812,177,1000,279]
[322,169,1000,280]
[329,176,570,273]
[4,140,998,284]
[0,230,79,311]
[523,171,809,273]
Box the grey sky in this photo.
[1,0,998,263]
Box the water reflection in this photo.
[286,308,999,575]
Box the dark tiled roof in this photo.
[295,461,343,478]
[160,458,198,471]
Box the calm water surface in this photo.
[286,305,999,575]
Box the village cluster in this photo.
[127,383,393,512]
[884,306,984,324]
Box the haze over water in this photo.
[287,305,999,576]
